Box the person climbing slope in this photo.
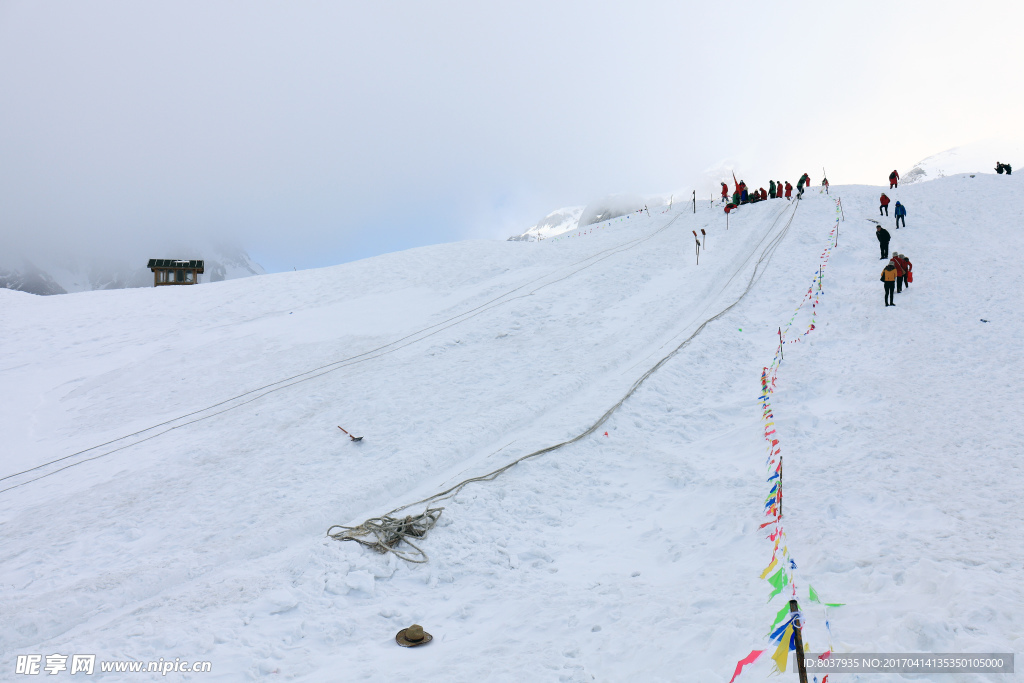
[759,187,767,201]
[889,169,899,188]
[769,179,777,199]
[784,181,793,199]
[902,254,913,288]
[879,192,890,216]
[894,201,907,228]
[892,252,906,293]
[796,173,809,198]
[876,225,891,259]
[721,182,729,203]
[881,260,898,306]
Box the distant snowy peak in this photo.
[204,248,266,282]
[508,194,665,242]
[904,139,1023,184]
[576,194,648,228]
[507,206,584,242]
[0,245,266,296]
[0,264,67,296]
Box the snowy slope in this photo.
[1,174,1022,681]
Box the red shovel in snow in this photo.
[338,426,363,441]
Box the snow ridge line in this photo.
[333,199,801,559]
[734,199,843,678]
[0,213,687,495]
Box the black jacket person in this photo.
[876,225,891,259]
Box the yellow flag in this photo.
[771,624,793,673]
[759,557,778,580]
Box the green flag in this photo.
[810,584,844,607]
[771,603,791,629]
[767,568,788,600]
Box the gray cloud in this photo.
[1,1,1022,273]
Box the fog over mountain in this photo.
[3,3,1021,283]
[0,243,264,296]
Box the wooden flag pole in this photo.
[788,599,809,683]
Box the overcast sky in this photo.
[1,1,1021,272]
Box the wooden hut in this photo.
[148,259,204,286]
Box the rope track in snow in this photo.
[0,211,688,495]
[331,199,801,561]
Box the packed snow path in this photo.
[1,173,1022,680]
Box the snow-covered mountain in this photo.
[4,171,1022,679]
[902,138,1023,184]
[507,195,655,242]
[507,206,585,241]
[0,245,265,296]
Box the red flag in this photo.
[728,650,764,683]
[732,171,739,193]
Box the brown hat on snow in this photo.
[396,624,433,647]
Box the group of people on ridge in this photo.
[995,161,1013,175]
[721,173,812,214]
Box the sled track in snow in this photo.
[0,212,690,495]
[337,199,802,559]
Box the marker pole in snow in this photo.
[789,599,809,683]
[790,605,809,682]
[692,231,700,264]
[692,190,696,214]
[778,327,784,360]
[700,228,706,250]
[837,197,845,221]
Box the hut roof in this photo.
[148,259,205,273]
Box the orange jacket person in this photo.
[881,261,898,306]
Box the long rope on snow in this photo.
[1,209,683,496]
[330,199,801,563]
